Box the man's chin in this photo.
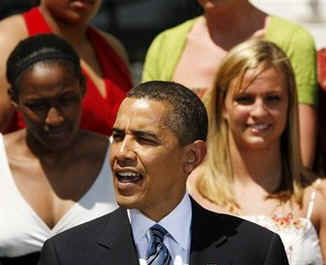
[115,194,142,209]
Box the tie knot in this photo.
[150,224,169,242]
[146,224,172,265]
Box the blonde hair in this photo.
[198,39,311,211]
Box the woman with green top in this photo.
[142,0,317,170]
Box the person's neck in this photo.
[39,6,89,46]
[25,131,79,167]
[229,139,283,194]
[203,2,266,48]
[142,190,187,222]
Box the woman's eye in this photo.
[26,103,48,111]
[60,95,79,105]
[234,95,254,105]
[266,95,281,102]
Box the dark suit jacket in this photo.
[38,199,289,265]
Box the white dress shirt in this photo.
[128,194,192,265]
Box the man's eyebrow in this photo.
[112,128,158,138]
[133,130,158,139]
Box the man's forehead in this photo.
[114,97,170,130]
[121,97,168,108]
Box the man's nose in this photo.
[115,136,137,166]
[45,107,64,126]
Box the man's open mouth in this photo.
[116,171,143,184]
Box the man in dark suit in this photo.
[38,81,289,265]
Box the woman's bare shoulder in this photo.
[0,14,28,46]
[0,14,28,73]
[3,130,29,159]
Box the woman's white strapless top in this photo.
[0,134,118,257]
[241,191,323,265]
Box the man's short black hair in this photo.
[127,81,208,145]
[6,33,85,99]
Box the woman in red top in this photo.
[0,0,132,136]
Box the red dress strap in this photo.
[86,27,132,91]
[23,7,52,35]
[81,28,132,135]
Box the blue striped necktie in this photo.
[146,224,172,265]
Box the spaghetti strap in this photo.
[306,179,322,219]
[306,179,321,219]
[23,7,52,35]
[306,190,316,219]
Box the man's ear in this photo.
[183,140,207,175]
[8,87,18,107]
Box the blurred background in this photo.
[1,0,325,83]
[251,0,326,48]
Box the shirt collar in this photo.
[128,193,192,250]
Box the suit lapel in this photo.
[189,198,230,265]
[96,207,139,265]
[92,200,238,265]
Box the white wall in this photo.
[250,0,326,48]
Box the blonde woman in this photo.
[142,0,317,169]
[188,39,326,265]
